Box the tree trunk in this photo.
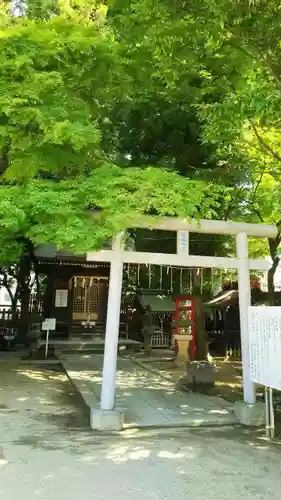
[11,297,18,328]
[192,269,207,361]
[268,236,281,305]
[194,297,207,361]
[17,242,35,340]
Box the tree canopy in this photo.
[0,0,280,294]
[0,3,226,267]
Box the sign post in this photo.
[248,306,281,439]
[264,386,275,438]
[41,318,56,358]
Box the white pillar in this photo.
[236,232,256,404]
[100,236,123,411]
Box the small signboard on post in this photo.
[248,306,281,438]
[42,318,56,358]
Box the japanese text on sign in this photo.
[248,306,281,390]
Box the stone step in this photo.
[47,338,143,356]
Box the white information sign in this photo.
[42,318,56,331]
[178,231,189,252]
[248,306,281,390]
[55,289,68,308]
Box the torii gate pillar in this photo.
[90,235,124,431]
[236,232,256,404]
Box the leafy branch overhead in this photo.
[0,15,126,179]
[0,165,222,262]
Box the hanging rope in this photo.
[190,269,192,294]
[170,267,173,292]
[180,268,183,293]
[200,268,203,294]
[148,264,152,288]
[127,262,130,280]
[160,265,163,290]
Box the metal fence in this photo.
[0,308,21,322]
[0,296,43,325]
[150,329,170,348]
[225,341,241,358]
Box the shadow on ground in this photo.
[2,361,281,458]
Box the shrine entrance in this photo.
[72,276,108,322]
[87,218,277,428]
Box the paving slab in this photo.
[60,354,238,429]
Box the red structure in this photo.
[173,295,196,360]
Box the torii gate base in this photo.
[234,400,265,427]
[88,218,277,431]
[90,408,124,432]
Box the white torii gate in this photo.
[87,217,277,430]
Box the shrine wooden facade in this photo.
[36,253,110,338]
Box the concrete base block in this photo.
[178,361,216,390]
[234,401,265,427]
[90,408,124,431]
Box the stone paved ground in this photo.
[127,354,245,402]
[1,360,281,499]
[60,354,238,427]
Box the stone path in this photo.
[60,354,238,428]
[2,358,281,500]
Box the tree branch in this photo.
[250,166,266,204]
[3,284,14,303]
[223,185,246,220]
[253,208,264,223]
[251,122,281,162]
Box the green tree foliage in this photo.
[106,0,217,174]
[191,0,281,294]
[0,15,125,180]
[0,3,225,271]
[0,164,222,264]
[2,0,277,290]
